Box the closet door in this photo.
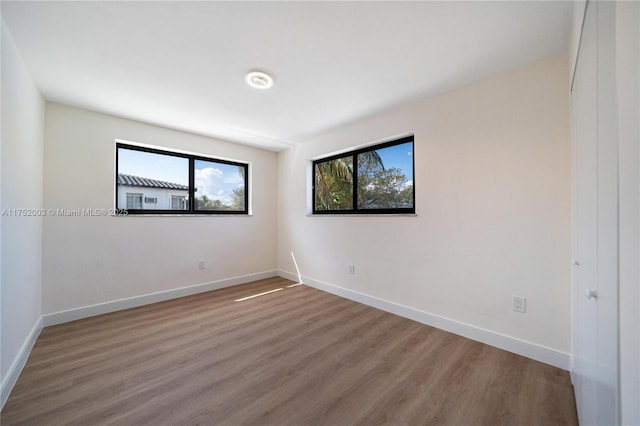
[571,1,619,424]
[572,1,598,421]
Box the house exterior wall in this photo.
[116,186,188,210]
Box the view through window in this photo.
[116,143,249,214]
[313,135,414,214]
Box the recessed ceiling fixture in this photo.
[245,70,274,90]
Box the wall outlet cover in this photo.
[512,296,526,313]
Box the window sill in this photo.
[306,213,417,217]
[115,214,254,217]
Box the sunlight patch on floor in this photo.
[234,288,284,302]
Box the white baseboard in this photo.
[1,317,43,410]
[43,270,278,327]
[277,270,571,371]
[278,270,303,282]
[5,270,569,413]
[3,271,277,409]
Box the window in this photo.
[194,159,246,212]
[171,195,186,210]
[126,193,143,209]
[116,143,249,214]
[313,135,414,214]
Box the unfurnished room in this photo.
[1,1,639,425]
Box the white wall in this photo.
[616,1,640,423]
[42,103,278,316]
[569,1,587,86]
[1,18,45,405]
[278,53,571,359]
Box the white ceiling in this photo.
[1,1,572,151]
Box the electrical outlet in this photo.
[512,296,526,313]
[198,260,205,269]
[348,264,355,275]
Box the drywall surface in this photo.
[278,53,571,353]
[1,18,44,388]
[617,1,640,423]
[42,103,277,314]
[570,1,587,86]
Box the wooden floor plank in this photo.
[1,277,577,425]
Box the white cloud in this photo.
[224,174,244,185]
[195,167,224,199]
[195,166,243,203]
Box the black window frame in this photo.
[312,135,415,215]
[116,143,249,215]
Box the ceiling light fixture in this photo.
[245,70,274,90]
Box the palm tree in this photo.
[233,165,246,210]
[314,151,384,210]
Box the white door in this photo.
[572,2,598,421]
[571,1,620,425]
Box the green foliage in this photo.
[195,194,225,210]
[195,189,244,211]
[357,167,413,209]
[231,186,245,210]
[314,157,354,210]
[315,151,412,211]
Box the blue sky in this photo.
[118,148,244,203]
[374,141,413,181]
[118,148,188,185]
[194,160,244,203]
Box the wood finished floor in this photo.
[2,277,577,425]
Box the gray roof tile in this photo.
[117,174,188,190]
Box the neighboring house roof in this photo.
[117,174,188,190]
